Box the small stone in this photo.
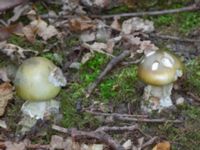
[123,139,132,150]
[69,62,81,70]
[176,97,185,105]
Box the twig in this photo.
[95,124,139,132]
[72,130,125,150]
[116,116,183,123]
[85,110,148,118]
[99,3,200,18]
[0,0,27,12]
[142,136,159,149]
[52,124,73,134]
[150,33,200,43]
[26,144,50,149]
[86,50,130,97]
[121,58,142,66]
[187,92,200,102]
[52,125,125,150]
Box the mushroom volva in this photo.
[138,50,183,112]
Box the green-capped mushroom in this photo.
[14,57,66,101]
[138,50,183,112]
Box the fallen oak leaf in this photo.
[0,82,13,116]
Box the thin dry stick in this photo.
[85,110,148,118]
[99,3,200,18]
[116,116,183,123]
[187,92,200,102]
[95,124,139,132]
[52,124,73,134]
[86,50,130,97]
[150,33,200,43]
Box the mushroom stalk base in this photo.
[21,100,60,120]
[141,83,173,113]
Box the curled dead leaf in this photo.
[23,19,58,42]
[0,82,13,116]
[68,16,96,32]
[0,41,38,59]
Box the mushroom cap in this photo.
[14,57,61,101]
[138,50,183,86]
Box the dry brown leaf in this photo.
[110,17,121,31]
[68,16,96,32]
[122,17,154,34]
[0,82,13,116]
[0,23,23,41]
[152,141,170,150]
[0,68,10,82]
[0,119,7,129]
[8,4,30,24]
[23,19,58,42]
[50,135,64,149]
[0,41,38,59]
[5,139,30,150]
[22,25,36,43]
[81,52,93,64]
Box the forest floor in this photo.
[0,0,200,150]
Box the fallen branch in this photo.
[150,33,200,43]
[0,0,27,12]
[52,124,125,150]
[85,110,148,118]
[116,116,183,123]
[99,3,200,18]
[187,92,200,102]
[95,124,139,132]
[72,130,125,150]
[86,50,130,97]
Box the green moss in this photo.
[60,52,139,127]
[142,105,200,149]
[60,88,100,128]
[41,52,63,65]
[185,58,200,94]
[65,36,80,48]
[107,5,131,14]
[8,35,44,51]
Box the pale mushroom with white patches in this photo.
[138,51,183,112]
[14,57,66,119]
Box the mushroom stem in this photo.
[141,83,173,112]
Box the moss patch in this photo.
[60,52,139,128]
